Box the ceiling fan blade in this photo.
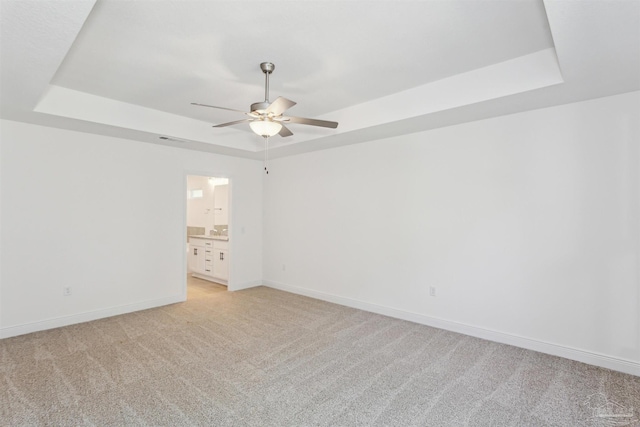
[284,116,339,129]
[213,119,252,128]
[159,136,192,143]
[191,103,249,115]
[278,123,293,137]
[266,97,296,115]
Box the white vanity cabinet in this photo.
[212,241,229,280]
[188,236,229,285]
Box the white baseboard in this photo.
[263,280,640,377]
[229,280,262,292]
[0,294,185,339]
[192,273,228,286]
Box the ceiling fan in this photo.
[192,62,338,138]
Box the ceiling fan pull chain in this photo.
[264,135,269,174]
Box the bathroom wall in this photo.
[186,175,215,235]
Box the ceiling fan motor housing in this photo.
[260,62,275,74]
[250,101,270,113]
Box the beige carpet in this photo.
[1,276,638,426]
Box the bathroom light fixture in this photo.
[249,119,282,137]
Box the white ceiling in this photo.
[1,0,639,159]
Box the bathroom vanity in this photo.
[188,235,229,285]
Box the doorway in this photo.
[185,175,230,298]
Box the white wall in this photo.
[263,91,640,375]
[0,120,263,337]
[1,91,638,375]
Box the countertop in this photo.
[189,235,229,241]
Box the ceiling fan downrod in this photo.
[250,62,276,113]
[261,62,275,103]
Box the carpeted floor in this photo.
[1,276,638,426]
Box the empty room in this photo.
[1,0,639,425]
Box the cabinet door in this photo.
[213,249,229,280]
[191,246,206,274]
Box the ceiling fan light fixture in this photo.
[249,119,282,137]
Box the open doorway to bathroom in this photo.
[186,175,230,298]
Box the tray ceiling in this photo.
[1,0,639,159]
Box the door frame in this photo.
[182,171,233,298]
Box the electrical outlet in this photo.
[429,286,436,297]
[63,286,72,296]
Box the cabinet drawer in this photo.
[189,238,206,247]
[214,241,229,250]
[204,240,213,247]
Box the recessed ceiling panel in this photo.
[6,0,637,159]
[51,0,554,121]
